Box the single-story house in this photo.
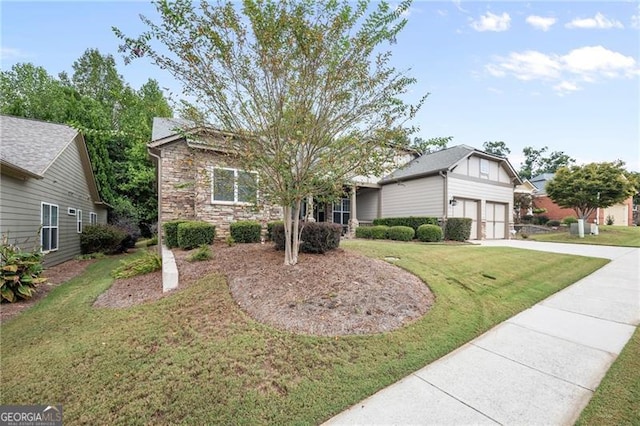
[530,173,634,226]
[149,118,521,241]
[0,115,108,266]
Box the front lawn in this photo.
[528,225,640,247]
[0,242,607,424]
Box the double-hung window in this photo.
[77,210,83,233]
[89,212,98,225]
[211,167,258,204]
[41,203,59,252]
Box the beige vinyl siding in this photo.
[451,155,512,183]
[380,176,444,218]
[448,175,514,224]
[0,135,107,266]
[356,188,379,222]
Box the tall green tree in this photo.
[520,146,575,180]
[411,136,452,155]
[546,162,636,235]
[116,0,425,265]
[482,141,510,157]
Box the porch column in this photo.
[306,195,315,222]
[348,185,359,238]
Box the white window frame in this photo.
[77,209,83,233]
[89,212,98,225]
[480,158,490,178]
[210,166,258,205]
[41,202,59,252]
[67,207,77,216]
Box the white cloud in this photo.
[526,15,556,31]
[470,12,511,32]
[485,45,638,94]
[452,0,469,14]
[631,6,640,29]
[565,12,624,29]
[0,47,30,60]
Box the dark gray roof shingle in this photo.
[151,117,194,141]
[0,115,78,176]
[381,144,476,183]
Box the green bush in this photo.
[267,221,283,241]
[112,250,162,279]
[81,224,127,254]
[387,226,415,241]
[445,218,472,241]
[188,244,213,262]
[370,225,390,240]
[0,235,47,302]
[416,224,443,242]
[355,226,373,239]
[372,217,438,232]
[146,235,158,247]
[562,216,578,225]
[547,220,561,227]
[230,220,261,243]
[177,221,216,250]
[533,215,549,225]
[272,222,342,253]
[163,220,188,248]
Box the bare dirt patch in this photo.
[0,259,95,323]
[174,243,434,336]
[93,269,164,309]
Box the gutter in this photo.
[439,171,447,220]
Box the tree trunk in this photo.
[282,200,302,266]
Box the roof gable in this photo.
[0,115,78,176]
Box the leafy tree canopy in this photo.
[545,161,636,219]
[115,0,425,265]
[520,146,575,180]
[482,141,510,157]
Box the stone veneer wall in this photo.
[160,141,283,239]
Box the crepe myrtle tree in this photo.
[546,161,636,237]
[115,0,426,265]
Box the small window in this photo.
[89,212,98,225]
[67,207,77,216]
[480,159,490,177]
[77,210,83,233]
[41,202,59,252]
[211,167,258,204]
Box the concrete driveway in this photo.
[325,240,639,425]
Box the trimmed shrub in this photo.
[188,244,213,262]
[370,225,390,240]
[547,220,561,227]
[533,215,549,225]
[267,221,283,241]
[416,224,443,242]
[163,220,188,248]
[177,221,216,250]
[387,226,415,241]
[300,222,342,253]
[355,226,373,239]
[0,235,46,302]
[562,216,578,225]
[112,250,162,279]
[272,222,342,253]
[373,217,438,232]
[230,220,261,243]
[81,224,127,254]
[445,218,472,241]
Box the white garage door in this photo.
[486,202,507,239]
[602,204,628,226]
[451,199,478,240]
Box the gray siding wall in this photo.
[447,175,514,223]
[451,155,512,183]
[356,188,379,222]
[380,176,444,218]
[0,136,107,266]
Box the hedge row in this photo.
[444,218,472,241]
[355,225,415,241]
[163,220,216,249]
[230,220,261,243]
[357,219,469,242]
[372,216,438,232]
[272,222,342,254]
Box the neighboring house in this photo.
[530,173,634,226]
[150,118,521,241]
[379,145,522,239]
[0,115,108,266]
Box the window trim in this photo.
[41,202,59,253]
[89,212,98,225]
[77,209,83,233]
[67,207,77,216]
[480,158,490,177]
[210,166,258,205]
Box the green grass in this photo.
[0,242,608,424]
[577,327,640,425]
[528,225,640,247]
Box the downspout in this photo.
[439,171,447,222]
[148,148,163,255]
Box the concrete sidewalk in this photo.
[325,241,639,425]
